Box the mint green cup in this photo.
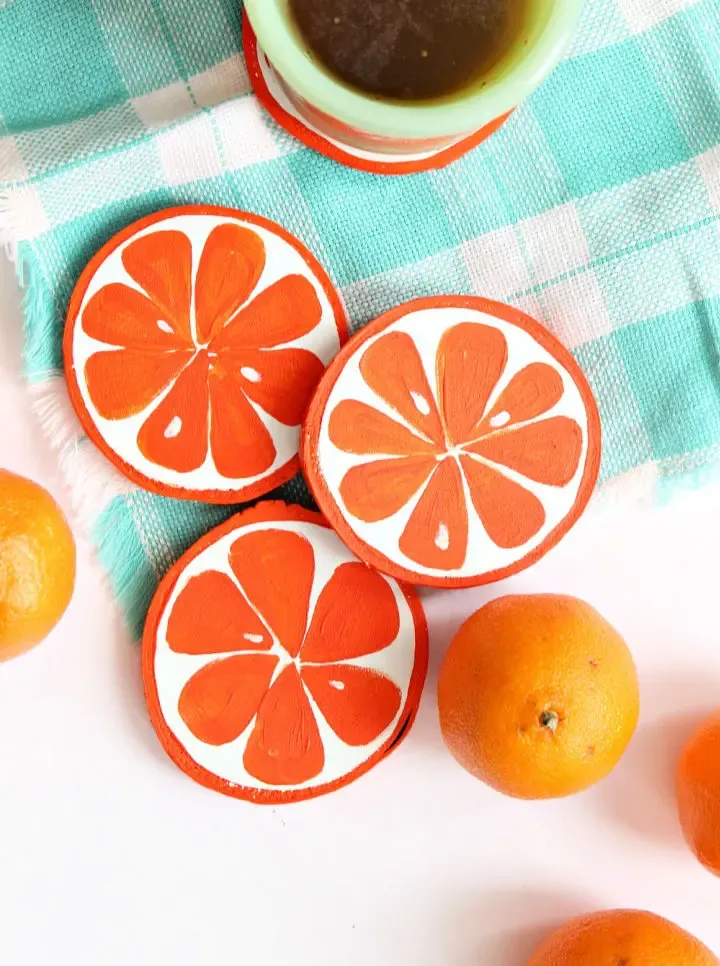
[244,0,584,152]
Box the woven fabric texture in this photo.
[1,0,719,635]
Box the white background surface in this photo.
[2,248,720,965]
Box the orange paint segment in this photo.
[398,458,469,571]
[437,322,507,446]
[179,654,278,746]
[301,665,402,747]
[137,352,210,473]
[229,529,315,660]
[301,562,400,663]
[85,347,192,421]
[194,223,266,344]
[459,454,546,550]
[243,665,325,786]
[82,283,192,350]
[476,362,564,436]
[143,503,428,804]
[167,571,271,655]
[360,332,445,444]
[301,296,601,588]
[329,400,438,457]
[121,230,193,341]
[339,456,436,523]
[64,206,348,503]
[231,347,326,427]
[212,275,323,351]
[466,415,584,486]
[208,362,277,479]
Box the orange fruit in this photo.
[437,595,639,799]
[64,205,348,504]
[302,296,601,588]
[525,909,718,965]
[143,502,428,804]
[677,708,720,876]
[0,470,76,660]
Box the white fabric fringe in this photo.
[30,378,136,524]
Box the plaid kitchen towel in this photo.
[1,0,720,636]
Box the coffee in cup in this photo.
[244,0,583,156]
[289,0,528,103]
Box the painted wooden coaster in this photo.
[64,205,348,503]
[142,501,428,804]
[301,296,602,588]
[243,17,510,177]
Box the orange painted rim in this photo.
[142,501,429,804]
[243,18,511,177]
[63,205,349,504]
[301,296,602,588]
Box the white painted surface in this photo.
[2,252,720,965]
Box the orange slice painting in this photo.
[302,296,601,588]
[64,206,348,503]
[142,502,428,804]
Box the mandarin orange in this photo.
[525,909,718,966]
[677,709,720,876]
[0,470,76,660]
[437,594,639,799]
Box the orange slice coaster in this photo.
[302,296,602,588]
[143,502,428,804]
[64,206,348,503]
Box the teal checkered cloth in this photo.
[1,0,720,636]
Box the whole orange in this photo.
[677,709,720,876]
[524,909,718,966]
[0,470,76,660]
[437,594,639,799]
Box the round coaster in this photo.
[142,501,428,804]
[64,205,348,503]
[243,17,511,177]
[302,296,602,588]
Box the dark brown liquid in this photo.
[289,0,524,102]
